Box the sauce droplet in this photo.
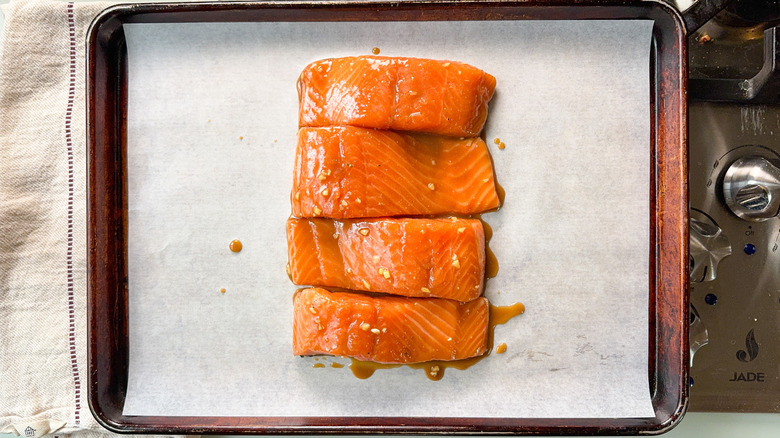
[498,142,506,150]
[220,288,226,294]
[229,239,243,253]
[371,47,380,55]
[313,363,326,368]
[496,342,507,354]
[331,362,345,369]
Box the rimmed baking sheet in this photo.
[87,1,688,434]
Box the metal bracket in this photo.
[690,26,780,102]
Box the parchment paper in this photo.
[122,19,655,418]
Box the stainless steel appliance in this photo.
[685,0,780,413]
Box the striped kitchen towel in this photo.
[0,1,184,437]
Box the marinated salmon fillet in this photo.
[287,217,485,302]
[293,287,489,363]
[298,56,496,137]
[292,126,500,219]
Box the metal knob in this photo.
[689,213,731,283]
[689,305,709,368]
[723,156,780,221]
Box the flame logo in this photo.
[736,329,759,363]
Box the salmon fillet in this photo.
[287,217,485,302]
[293,287,489,363]
[298,56,496,137]
[292,126,500,218]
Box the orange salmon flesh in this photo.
[298,56,496,137]
[292,126,500,219]
[293,288,489,364]
[287,217,485,302]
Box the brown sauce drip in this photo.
[485,248,499,279]
[495,181,505,206]
[478,216,499,279]
[371,47,380,55]
[313,363,326,368]
[220,288,226,294]
[490,302,525,325]
[347,302,524,380]
[349,361,400,379]
[229,239,243,253]
[331,362,345,368]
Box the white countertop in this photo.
[0,413,778,437]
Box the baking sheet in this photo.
[122,19,655,418]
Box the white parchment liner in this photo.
[122,19,655,418]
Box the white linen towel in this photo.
[0,1,183,437]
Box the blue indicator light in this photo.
[744,244,757,255]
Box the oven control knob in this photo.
[689,213,731,283]
[723,156,780,221]
[689,305,709,368]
